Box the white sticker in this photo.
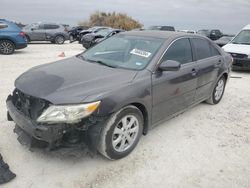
[135,62,143,66]
[130,48,151,58]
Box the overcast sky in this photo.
[1,0,250,33]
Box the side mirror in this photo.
[158,60,181,71]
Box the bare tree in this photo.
[78,11,143,31]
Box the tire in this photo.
[25,35,30,43]
[54,35,65,44]
[206,76,226,105]
[0,40,15,55]
[97,105,143,160]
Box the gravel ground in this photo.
[0,43,250,188]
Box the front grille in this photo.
[230,53,248,59]
[12,89,50,120]
[233,59,250,68]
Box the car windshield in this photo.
[79,35,164,70]
[96,29,112,37]
[231,30,250,45]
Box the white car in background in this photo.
[223,24,250,70]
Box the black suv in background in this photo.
[23,22,69,44]
[197,29,223,40]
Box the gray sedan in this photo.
[6,31,232,160]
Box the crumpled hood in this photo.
[15,56,137,104]
[82,33,103,42]
[223,43,250,55]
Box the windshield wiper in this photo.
[78,55,117,68]
[95,60,117,68]
[85,58,117,68]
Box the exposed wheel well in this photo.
[0,39,15,47]
[222,73,228,82]
[131,103,149,135]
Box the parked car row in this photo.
[1,19,250,72]
[68,26,124,49]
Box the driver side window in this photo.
[161,38,193,64]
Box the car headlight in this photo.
[37,101,100,124]
[248,54,250,59]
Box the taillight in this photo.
[19,31,25,37]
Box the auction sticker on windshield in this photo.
[130,49,152,58]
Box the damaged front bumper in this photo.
[6,95,106,150]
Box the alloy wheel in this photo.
[0,41,14,54]
[214,79,224,101]
[55,36,64,44]
[112,115,139,152]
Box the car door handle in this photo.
[215,60,222,67]
[191,69,197,76]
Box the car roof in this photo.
[243,24,250,30]
[123,30,198,40]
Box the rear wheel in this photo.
[206,76,226,104]
[97,105,143,160]
[54,35,65,44]
[0,40,15,55]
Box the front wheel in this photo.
[54,35,65,44]
[97,105,143,160]
[206,76,226,104]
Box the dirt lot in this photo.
[0,43,250,188]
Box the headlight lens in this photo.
[248,54,250,59]
[37,101,100,124]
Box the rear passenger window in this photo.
[210,44,220,56]
[44,24,59,29]
[192,38,211,60]
[161,38,193,64]
[0,23,8,29]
